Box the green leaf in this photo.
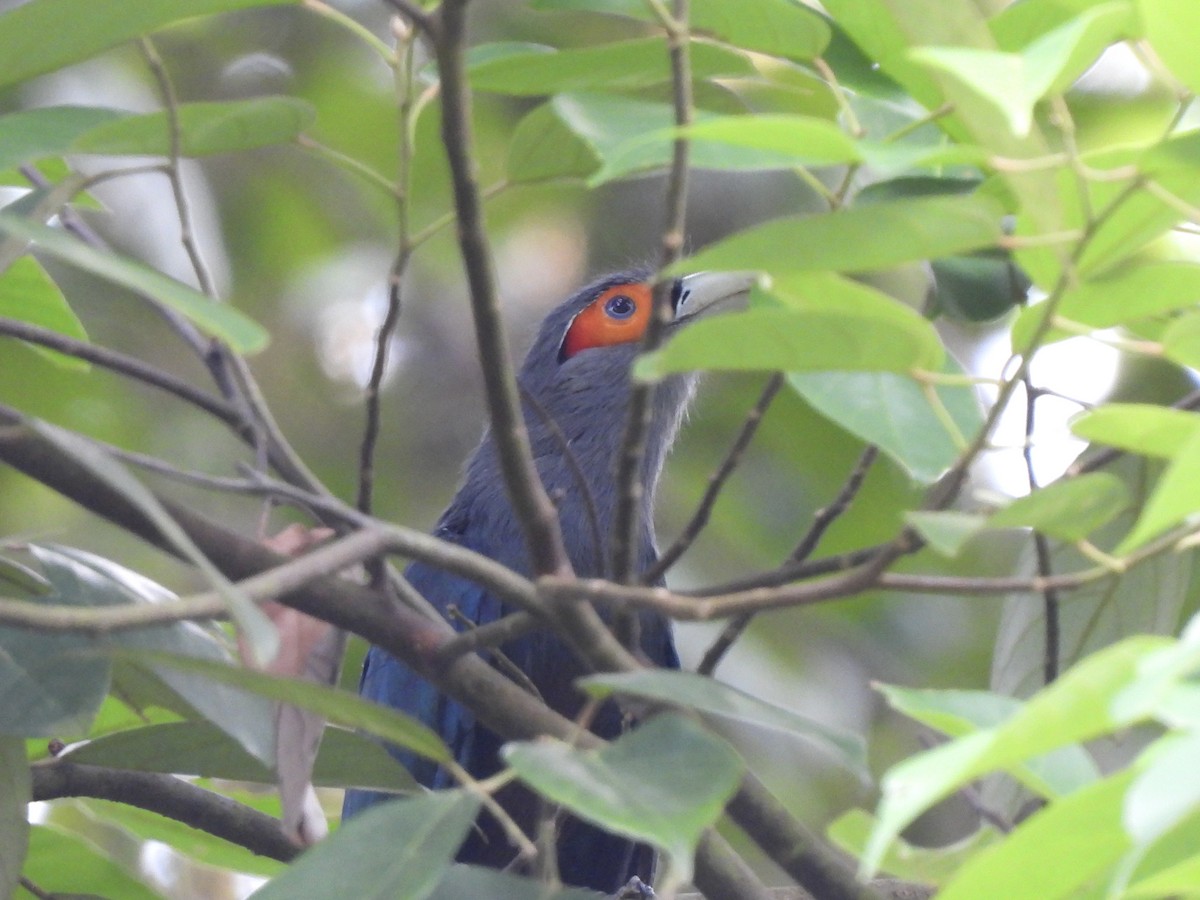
[0,737,29,900]
[507,102,598,183]
[938,769,1135,900]
[71,797,284,878]
[28,425,277,662]
[1125,730,1200,846]
[865,636,1171,872]
[251,791,481,900]
[429,866,604,900]
[530,0,831,61]
[669,194,1005,276]
[1161,313,1200,371]
[23,545,276,761]
[910,5,1129,139]
[931,253,1027,323]
[904,511,987,557]
[637,306,942,380]
[551,93,806,185]
[1116,428,1200,553]
[580,670,867,778]
[0,0,299,91]
[790,358,981,485]
[1141,0,1200,94]
[0,105,124,171]
[676,113,862,165]
[71,97,316,157]
[503,714,743,883]
[1012,261,1200,351]
[21,825,162,900]
[125,651,452,765]
[470,38,753,95]
[0,255,89,370]
[0,214,268,353]
[64,721,417,793]
[877,685,1099,797]
[1071,404,1200,460]
[1128,849,1200,897]
[828,809,1002,887]
[0,554,51,596]
[988,472,1130,542]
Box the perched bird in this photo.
[343,268,751,892]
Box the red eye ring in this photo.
[559,282,653,361]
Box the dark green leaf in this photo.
[507,103,599,183]
[0,256,89,370]
[125,651,452,764]
[65,721,417,793]
[0,0,299,91]
[251,791,481,900]
[0,214,268,353]
[669,194,1005,275]
[503,714,742,883]
[580,670,866,778]
[931,253,1028,323]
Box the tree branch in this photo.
[31,761,300,863]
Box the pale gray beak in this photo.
[673,271,756,321]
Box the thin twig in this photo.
[1022,372,1060,684]
[697,444,879,675]
[435,610,539,663]
[643,374,783,584]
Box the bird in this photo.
[343,268,752,893]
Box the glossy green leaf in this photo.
[21,827,163,898]
[931,253,1028,323]
[677,113,862,165]
[1161,313,1200,371]
[0,105,123,171]
[506,102,598,183]
[911,5,1128,139]
[829,809,1002,887]
[637,306,942,380]
[0,256,89,370]
[581,669,866,777]
[1012,261,1200,351]
[71,97,315,157]
[988,472,1130,542]
[1128,850,1200,897]
[530,0,831,61]
[29,425,277,662]
[0,214,268,353]
[0,737,28,900]
[790,364,981,485]
[1071,404,1200,460]
[1141,0,1200,94]
[71,797,284,878]
[22,545,276,761]
[126,651,452,765]
[1125,730,1200,846]
[0,0,298,91]
[904,511,987,557]
[865,636,1171,872]
[552,93,805,185]
[1117,429,1200,552]
[251,790,481,900]
[503,714,742,883]
[470,38,753,95]
[429,866,604,900]
[64,721,416,792]
[669,194,1005,276]
[877,685,1099,798]
[938,769,1135,900]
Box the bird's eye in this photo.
[604,294,636,319]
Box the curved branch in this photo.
[31,761,300,863]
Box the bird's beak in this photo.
[672,271,756,321]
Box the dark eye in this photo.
[604,294,636,319]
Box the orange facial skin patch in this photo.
[560,282,654,360]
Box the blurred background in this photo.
[3,0,1199,894]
